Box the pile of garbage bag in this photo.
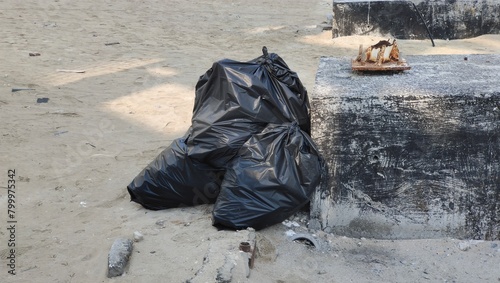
[127,47,323,230]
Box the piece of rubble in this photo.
[133,231,144,242]
[256,233,277,262]
[107,238,133,278]
[458,241,471,251]
[285,230,296,237]
[282,220,300,228]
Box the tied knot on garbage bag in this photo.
[127,47,324,230]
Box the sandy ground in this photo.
[1,0,499,282]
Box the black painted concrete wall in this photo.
[309,54,500,240]
[332,0,500,40]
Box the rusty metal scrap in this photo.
[239,241,256,269]
[352,39,410,71]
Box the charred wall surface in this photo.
[332,0,500,40]
[309,54,500,240]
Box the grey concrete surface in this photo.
[332,0,500,39]
[310,54,500,240]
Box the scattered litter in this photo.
[53,130,68,136]
[86,142,96,148]
[43,22,58,28]
[352,39,411,71]
[239,241,252,252]
[36,98,49,103]
[107,238,133,278]
[56,69,86,73]
[12,88,35,92]
[285,230,296,237]
[282,220,300,228]
[29,52,41,56]
[155,220,166,228]
[105,42,120,46]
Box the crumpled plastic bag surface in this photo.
[212,123,323,230]
[127,134,224,210]
[127,48,322,230]
[187,47,311,168]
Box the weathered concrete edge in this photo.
[309,54,500,240]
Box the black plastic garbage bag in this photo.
[126,47,318,215]
[212,123,322,230]
[127,133,224,210]
[187,47,311,168]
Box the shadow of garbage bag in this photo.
[212,123,323,230]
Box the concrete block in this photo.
[310,54,500,240]
[107,238,133,278]
[332,0,500,40]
